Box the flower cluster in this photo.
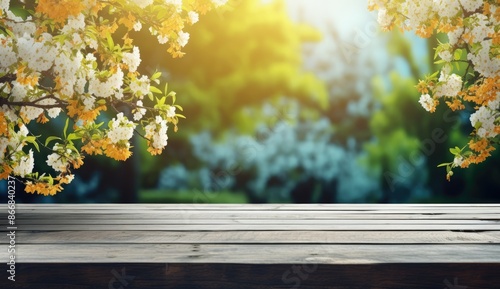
[370,0,500,180]
[0,0,226,195]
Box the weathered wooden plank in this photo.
[13,263,500,289]
[9,204,500,212]
[11,219,500,225]
[4,244,500,263]
[5,224,500,231]
[16,230,500,244]
[11,212,500,220]
[12,203,500,208]
[9,209,500,217]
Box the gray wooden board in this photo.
[8,204,500,212]
[9,212,500,220]
[11,204,500,208]
[3,244,500,263]
[10,219,500,225]
[4,224,500,230]
[15,230,500,244]
[3,204,500,265]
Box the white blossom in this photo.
[211,0,227,7]
[122,46,141,72]
[166,106,176,118]
[46,144,68,172]
[419,94,435,112]
[459,0,482,12]
[453,155,464,167]
[133,21,142,31]
[130,75,150,97]
[145,116,168,149]
[434,72,462,98]
[133,100,147,121]
[0,35,16,73]
[470,106,499,138]
[107,113,136,143]
[88,67,124,98]
[177,31,190,47]
[157,34,169,44]
[13,149,34,177]
[433,0,460,18]
[188,11,199,24]
[165,0,182,12]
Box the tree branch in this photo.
[0,95,67,109]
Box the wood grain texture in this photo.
[6,204,500,288]
[7,224,500,230]
[16,230,500,244]
[12,212,500,219]
[4,243,500,263]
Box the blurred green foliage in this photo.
[137,0,329,188]
[139,189,248,203]
[140,0,327,134]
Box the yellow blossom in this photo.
[36,0,85,24]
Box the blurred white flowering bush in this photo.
[159,100,388,202]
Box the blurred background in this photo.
[5,0,500,203]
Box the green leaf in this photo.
[157,96,166,106]
[47,175,54,186]
[151,71,161,80]
[67,133,80,141]
[66,143,78,153]
[157,8,168,18]
[106,32,114,50]
[25,136,40,152]
[430,70,439,78]
[91,134,102,140]
[167,91,176,103]
[63,118,70,139]
[437,163,449,168]
[449,147,460,155]
[453,49,462,61]
[45,136,62,147]
[150,86,162,94]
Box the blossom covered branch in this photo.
[0,0,227,195]
[369,0,500,180]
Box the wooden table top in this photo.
[3,203,500,264]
